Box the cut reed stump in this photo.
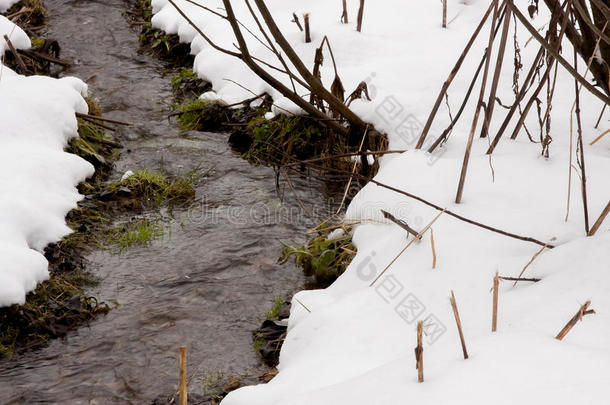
[179,346,187,405]
[304,13,311,43]
[555,301,595,341]
[291,12,303,31]
[492,271,499,332]
[341,0,348,23]
[381,209,420,239]
[442,0,447,28]
[450,291,468,359]
[356,0,365,32]
[415,321,424,383]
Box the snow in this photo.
[0,0,19,13]
[0,17,94,306]
[150,0,610,403]
[0,15,30,56]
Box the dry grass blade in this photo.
[430,228,437,269]
[513,245,546,286]
[589,127,610,145]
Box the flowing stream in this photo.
[0,0,341,402]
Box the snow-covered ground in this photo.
[151,1,610,403]
[0,16,94,306]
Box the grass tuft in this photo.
[265,296,285,320]
[177,99,227,131]
[85,97,103,117]
[103,219,164,250]
[280,226,356,287]
[109,168,200,206]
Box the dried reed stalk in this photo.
[555,301,595,340]
[304,13,311,43]
[416,1,498,149]
[431,228,437,269]
[416,321,424,382]
[450,291,468,359]
[492,272,499,332]
[179,346,187,405]
[357,0,365,32]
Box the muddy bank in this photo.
[0,0,343,402]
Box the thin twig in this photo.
[513,245,546,286]
[381,210,420,239]
[594,104,607,129]
[369,210,446,287]
[76,112,133,126]
[283,149,406,167]
[499,276,541,282]
[276,147,556,248]
[335,125,369,215]
[430,228,437,269]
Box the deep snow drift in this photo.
[150,0,610,403]
[0,16,94,306]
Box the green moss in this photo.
[67,119,120,171]
[279,226,356,287]
[30,37,45,49]
[252,330,264,352]
[177,99,226,131]
[171,68,209,101]
[85,97,103,117]
[109,168,200,206]
[137,0,153,21]
[171,67,198,90]
[103,219,164,250]
[265,296,285,320]
[243,114,327,163]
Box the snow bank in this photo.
[0,18,94,306]
[150,1,610,403]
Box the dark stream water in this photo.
[0,1,341,402]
